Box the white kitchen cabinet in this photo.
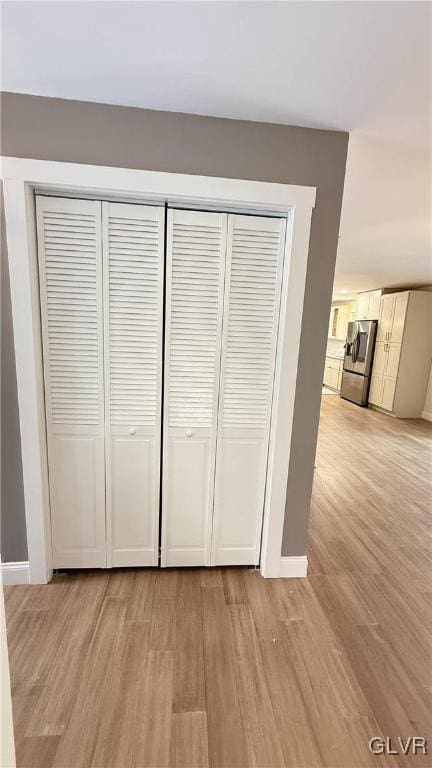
[390,293,409,343]
[328,302,354,340]
[355,290,382,320]
[355,293,370,321]
[377,292,408,343]
[367,291,382,320]
[381,378,397,411]
[368,375,382,407]
[369,291,431,417]
[323,356,343,390]
[386,344,402,378]
[371,342,401,380]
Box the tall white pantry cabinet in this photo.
[369,290,432,417]
[36,196,286,569]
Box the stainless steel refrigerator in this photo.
[340,320,377,406]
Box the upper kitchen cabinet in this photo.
[355,289,382,320]
[328,302,355,339]
[376,292,409,343]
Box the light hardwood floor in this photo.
[4,396,432,767]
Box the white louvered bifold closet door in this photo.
[162,209,227,566]
[103,202,164,566]
[211,214,286,565]
[36,196,106,568]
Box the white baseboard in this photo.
[279,555,308,578]
[421,410,432,422]
[1,561,30,585]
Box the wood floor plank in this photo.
[90,620,150,768]
[243,571,324,768]
[92,645,174,768]
[201,585,248,768]
[173,570,205,713]
[15,736,61,768]
[51,596,126,768]
[25,572,110,737]
[170,712,209,768]
[149,570,178,650]
[200,567,223,588]
[106,568,157,621]
[228,603,285,767]
[132,650,174,768]
[222,567,247,605]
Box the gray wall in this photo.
[0,91,348,559]
[1,183,27,561]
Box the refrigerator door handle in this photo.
[352,332,359,363]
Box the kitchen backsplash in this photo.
[326,337,345,356]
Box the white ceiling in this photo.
[1,1,430,298]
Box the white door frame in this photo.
[1,156,315,583]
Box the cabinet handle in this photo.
[129,426,137,435]
[185,429,194,438]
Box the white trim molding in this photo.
[421,410,432,422]
[1,156,316,583]
[279,556,308,578]
[1,561,30,586]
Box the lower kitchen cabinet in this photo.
[323,356,343,390]
[369,375,397,412]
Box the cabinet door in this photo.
[385,344,401,379]
[323,362,332,386]
[103,202,164,567]
[330,307,339,337]
[328,367,339,390]
[211,215,285,566]
[367,291,381,320]
[328,308,334,338]
[389,293,408,342]
[336,305,350,340]
[356,294,369,320]
[372,342,386,377]
[368,375,383,406]
[382,378,397,411]
[36,196,106,568]
[377,295,394,342]
[162,209,227,566]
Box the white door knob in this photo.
[129,426,137,435]
[185,429,194,438]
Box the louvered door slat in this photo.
[103,202,164,567]
[162,209,227,566]
[37,196,106,568]
[211,214,286,566]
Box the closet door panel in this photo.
[165,435,213,566]
[36,196,106,568]
[212,214,286,566]
[212,435,263,565]
[50,433,104,554]
[103,202,164,567]
[162,209,227,566]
